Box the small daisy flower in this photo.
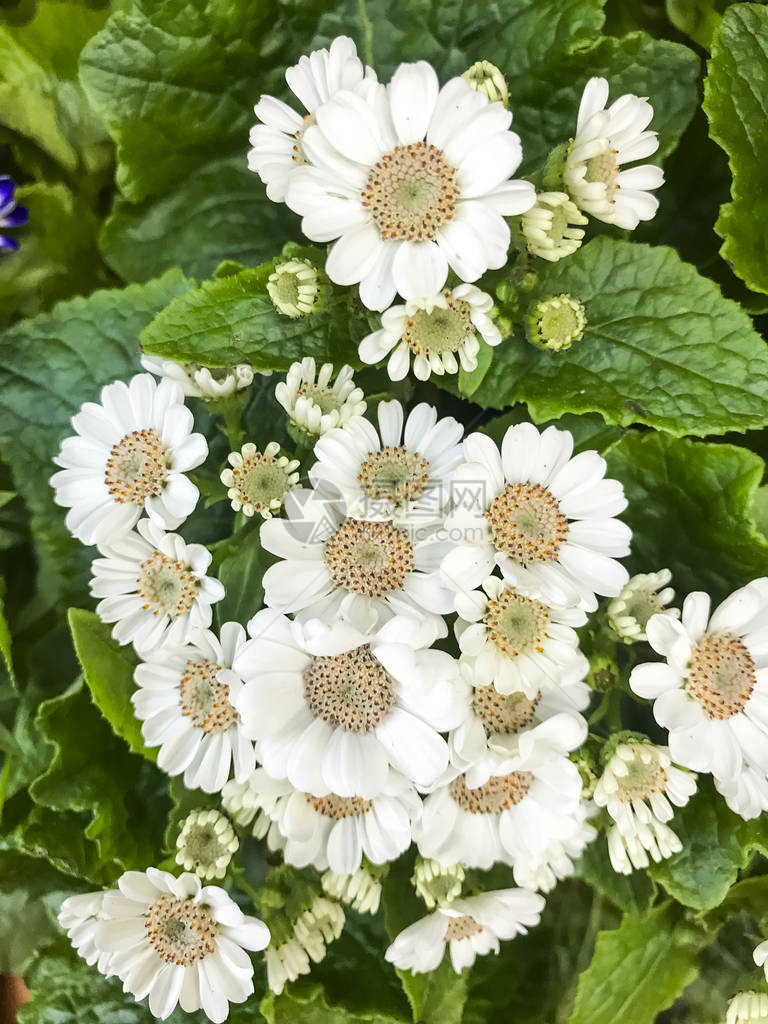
[0,176,28,253]
[260,487,456,638]
[462,61,509,107]
[233,612,469,798]
[132,621,255,792]
[526,293,587,353]
[58,891,114,975]
[51,373,208,546]
[248,36,373,202]
[593,741,696,874]
[265,896,345,995]
[322,868,382,914]
[91,868,269,1022]
[384,889,544,974]
[416,742,587,882]
[175,809,239,880]
[513,804,596,893]
[220,442,300,518]
[412,858,465,909]
[454,575,589,697]
[243,767,421,875]
[266,937,311,995]
[726,991,768,1024]
[267,258,324,317]
[222,771,290,847]
[442,422,631,611]
[714,762,768,821]
[629,579,768,788]
[358,285,501,381]
[564,77,663,229]
[521,191,587,262]
[275,357,366,437]
[91,519,224,656]
[141,354,257,400]
[310,400,463,526]
[754,939,768,982]
[286,62,535,311]
[607,569,679,643]
[447,679,589,790]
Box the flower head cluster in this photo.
[0,176,28,253]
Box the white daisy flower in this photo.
[266,937,311,996]
[275,357,366,436]
[267,258,324,318]
[58,891,115,975]
[416,742,589,886]
[564,76,663,229]
[384,889,544,974]
[447,680,589,789]
[521,191,587,262]
[512,803,596,893]
[629,579,768,788]
[251,767,421,874]
[321,868,382,914]
[93,868,269,1023]
[141,354,257,400]
[462,61,508,107]
[265,896,345,995]
[756,941,768,982]
[286,62,535,311]
[358,285,501,381]
[90,519,224,657]
[175,809,239,880]
[132,622,255,792]
[714,762,768,821]
[455,575,589,697]
[51,373,207,546]
[220,441,300,518]
[727,991,768,1024]
[442,422,631,611]
[233,612,469,798]
[607,569,679,643]
[412,858,465,909]
[309,400,463,527]
[222,771,290,849]
[260,487,455,638]
[248,36,373,202]
[527,293,587,353]
[593,741,696,874]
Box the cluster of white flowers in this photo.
[48,32,765,1023]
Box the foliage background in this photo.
[2,0,768,1021]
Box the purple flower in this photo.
[0,177,29,253]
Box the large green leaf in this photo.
[261,984,405,1024]
[0,269,191,608]
[575,838,656,916]
[605,432,768,604]
[25,680,168,883]
[140,259,363,371]
[215,522,268,629]
[473,239,768,436]
[99,155,298,284]
[569,904,699,1024]
[68,609,152,762]
[0,1,110,174]
[704,4,768,295]
[649,780,768,911]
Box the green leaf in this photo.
[649,780,768,911]
[261,983,405,1024]
[140,261,362,371]
[0,268,191,608]
[704,4,768,295]
[68,608,153,762]
[0,1,110,173]
[215,522,267,628]
[100,155,298,284]
[473,239,768,436]
[605,432,768,604]
[568,904,699,1024]
[0,182,112,328]
[26,679,168,883]
[575,838,656,916]
[0,588,14,691]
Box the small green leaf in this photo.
[140,262,362,371]
[215,523,267,629]
[575,838,656,916]
[473,239,768,436]
[569,903,699,1024]
[68,608,153,762]
[649,780,768,911]
[605,432,768,604]
[704,4,768,295]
